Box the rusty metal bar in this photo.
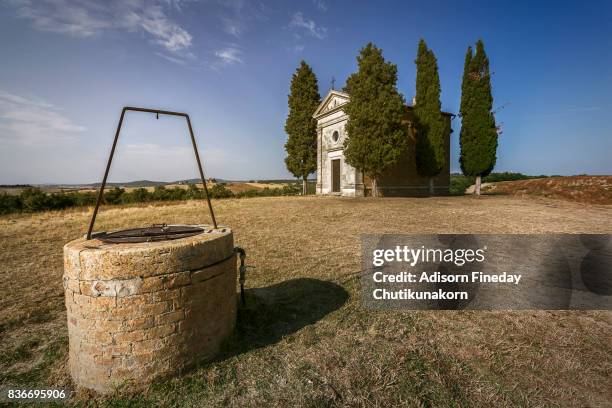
[186,115,217,230]
[86,107,217,240]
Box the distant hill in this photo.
[91,180,168,188]
[171,178,310,184]
[6,177,311,191]
[173,178,229,184]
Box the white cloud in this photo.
[221,17,243,37]
[7,0,195,64]
[160,0,195,12]
[313,0,328,12]
[289,44,305,53]
[217,0,269,39]
[10,0,111,37]
[0,89,85,145]
[214,46,243,66]
[289,12,327,39]
[134,5,192,53]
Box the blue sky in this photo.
[0,0,610,184]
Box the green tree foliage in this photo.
[413,39,448,195]
[115,188,146,204]
[69,191,97,206]
[209,183,234,198]
[0,193,23,214]
[343,43,408,197]
[186,183,201,199]
[284,60,321,195]
[104,187,125,204]
[459,40,498,195]
[20,187,50,211]
[1,187,92,213]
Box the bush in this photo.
[483,172,547,183]
[69,191,97,207]
[209,183,234,199]
[20,187,51,212]
[46,193,76,210]
[0,193,23,214]
[186,184,202,200]
[0,181,313,215]
[165,187,189,201]
[152,186,171,201]
[123,188,152,203]
[104,187,125,204]
[449,174,474,195]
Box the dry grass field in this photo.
[142,182,287,193]
[1,195,611,407]
[479,175,612,204]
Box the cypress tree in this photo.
[413,39,447,195]
[459,40,498,195]
[343,43,408,197]
[284,61,321,195]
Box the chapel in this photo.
[312,90,453,197]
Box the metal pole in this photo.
[86,107,218,239]
[186,115,217,229]
[87,108,126,239]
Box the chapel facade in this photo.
[312,90,453,197]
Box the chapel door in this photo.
[331,159,341,193]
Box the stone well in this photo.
[63,225,237,393]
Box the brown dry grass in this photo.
[224,182,286,193]
[0,195,611,407]
[482,175,612,204]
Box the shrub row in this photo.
[449,172,550,195]
[0,183,303,215]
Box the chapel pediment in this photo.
[313,90,350,119]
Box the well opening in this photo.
[96,224,206,244]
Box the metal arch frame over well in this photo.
[86,106,217,239]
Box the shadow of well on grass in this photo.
[137,278,349,401]
[220,278,349,357]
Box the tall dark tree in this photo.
[343,43,408,197]
[413,39,448,195]
[459,40,498,195]
[284,61,321,195]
